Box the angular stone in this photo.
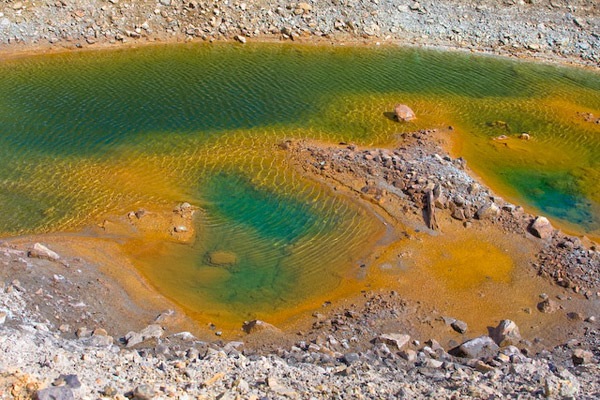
[394,104,416,122]
[490,319,521,347]
[451,320,468,334]
[530,216,554,239]
[449,336,499,359]
[376,333,411,350]
[28,243,60,261]
[36,387,74,400]
[475,203,499,220]
[0,311,6,324]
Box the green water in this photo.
[0,43,599,320]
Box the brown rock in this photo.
[394,104,416,122]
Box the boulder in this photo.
[207,251,238,266]
[449,336,499,359]
[530,216,554,239]
[394,104,416,122]
[490,319,521,347]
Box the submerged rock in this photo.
[394,104,416,122]
[207,251,238,266]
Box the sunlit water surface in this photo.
[0,43,598,323]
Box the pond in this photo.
[0,43,598,323]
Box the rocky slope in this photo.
[1,128,599,398]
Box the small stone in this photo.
[0,311,6,324]
[572,349,593,365]
[537,298,559,313]
[519,133,531,140]
[133,384,155,400]
[376,333,411,349]
[36,387,74,400]
[490,320,521,347]
[530,216,554,239]
[451,320,468,334]
[234,35,247,44]
[159,0,171,6]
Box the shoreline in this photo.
[1,33,599,72]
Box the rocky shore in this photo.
[1,126,599,398]
[0,0,599,66]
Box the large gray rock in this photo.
[530,216,554,239]
[449,336,499,359]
